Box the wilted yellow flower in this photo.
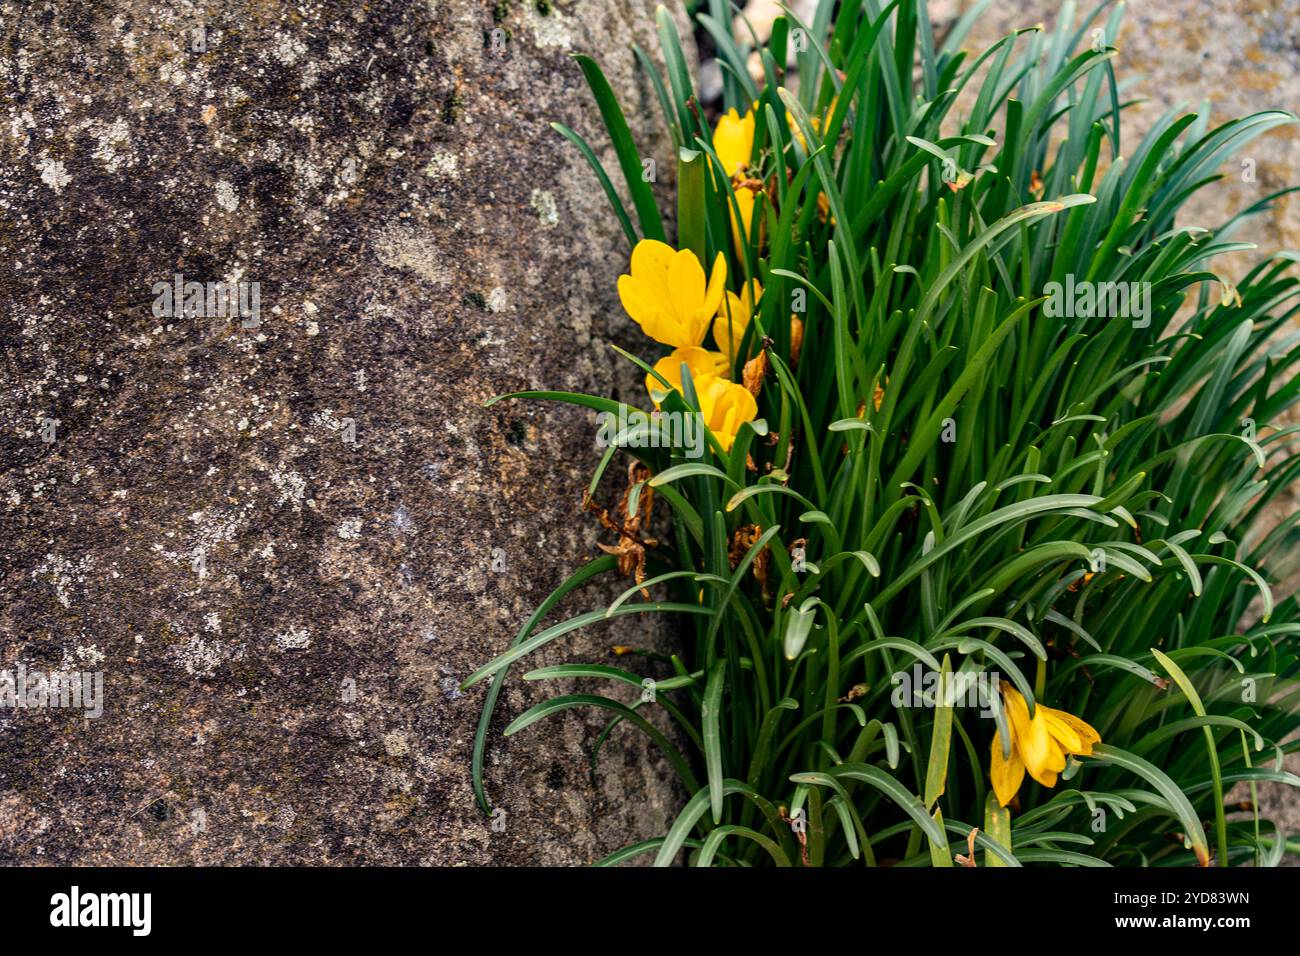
[741,349,767,398]
[790,315,805,364]
[991,682,1100,807]
[618,239,727,349]
[645,346,730,407]
[714,107,755,177]
[712,278,763,363]
[696,375,758,452]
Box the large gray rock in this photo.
[0,0,692,864]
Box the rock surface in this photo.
[0,0,693,864]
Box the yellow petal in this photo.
[631,238,676,276]
[617,275,659,327]
[646,347,729,407]
[713,278,761,362]
[1005,685,1052,778]
[1041,709,1083,753]
[702,252,728,321]
[622,240,726,348]
[660,250,706,346]
[1023,735,1065,789]
[629,238,674,305]
[713,108,755,177]
[1044,707,1101,754]
[713,292,748,363]
[697,377,757,451]
[1022,712,1055,778]
[1050,706,1101,743]
[668,248,705,310]
[991,726,1025,807]
[1044,737,1067,773]
[729,185,756,253]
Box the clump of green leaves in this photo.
[466,0,1300,866]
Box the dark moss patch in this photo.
[441,89,464,125]
[546,762,566,790]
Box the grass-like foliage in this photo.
[466,0,1300,866]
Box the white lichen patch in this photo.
[151,507,245,571]
[530,188,559,227]
[88,118,132,172]
[271,470,306,511]
[372,225,451,285]
[272,32,308,66]
[174,635,246,677]
[292,155,323,190]
[530,7,575,49]
[32,553,92,607]
[75,643,105,666]
[36,157,71,194]
[423,150,459,179]
[337,517,363,540]
[274,625,311,651]
[440,676,463,701]
[159,59,187,86]
[214,180,240,212]
[391,504,418,537]
[7,108,35,143]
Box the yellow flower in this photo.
[990,682,1100,807]
[618,239,728,349]
[787,97,837,151]
[714,107,761,255]
[696,375,758,452]
[713,107,755,178]
[645,346,730,407]
[712,278,763,363]
[729,182,761,255]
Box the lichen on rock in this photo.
[0,0,693,865]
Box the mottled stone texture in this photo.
[0,0,692,864]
